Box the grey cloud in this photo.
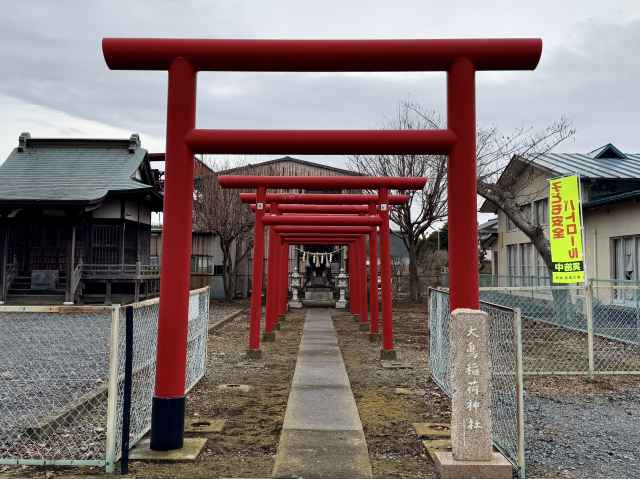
[0,1,639,161]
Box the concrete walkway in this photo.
[273,308,373,479]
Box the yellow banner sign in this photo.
[549,175,585,283]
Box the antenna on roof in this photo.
[18,132,31,152]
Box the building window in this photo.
[613,236,639,282]
[535,198,549,226]
[191,255,214,274]
[214,264,224,276]
[612,235,639,303]
[520,203,533,223]
[507,244,519,285]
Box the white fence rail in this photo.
[0,287,209,471]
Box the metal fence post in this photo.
[120,305,134,475]
[586,279,595,378]
[105,305,121,473]
[514,307,526,478]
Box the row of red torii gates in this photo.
[231,181,425,359]
[102,36,542,451]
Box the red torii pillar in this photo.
[103,37,542,451]
[368,203,379,340]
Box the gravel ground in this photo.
[524,376,640,479]
[209,301,246,326]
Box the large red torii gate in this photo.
[102,37,542,451]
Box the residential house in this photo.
[480,143,640,293]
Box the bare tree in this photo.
[474,118,575,273]
[193,157,254,301]
[408,104,575,276]
[348,103,448,301]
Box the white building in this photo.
[480,143,640,287]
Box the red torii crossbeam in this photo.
[102,36,542,452]
[240,193,410,205]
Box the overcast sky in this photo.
[1,0,639,173]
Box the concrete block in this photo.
[380,349,398,360]
[432,450,512,479]
[283,385,362,431]
[422,439,452,462]
[185,417,225,433]
[274,429,372,479]
[128,437,207,462]
[217,384,253,393]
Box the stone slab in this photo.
[422,439,452,462]
[283,385,362,431]
[292,361,350,387]
[184,417,225,433]
[432,450,512,479]
[413,422,450,438]
[273,429,372,479]
[380,360,412,369]
[128,437,207,462]
[298,342,341,353]
[449,308,492,461]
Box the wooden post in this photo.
[121,222,126,266]
[0,220,7,304]
[65,224,76,304]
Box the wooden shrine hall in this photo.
[0,133,163,305]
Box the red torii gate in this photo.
[102,36,542,451]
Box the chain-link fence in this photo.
[0,287,209,472]
[390,273,442,300]
[478,280,640,375]
[428,288,525,477]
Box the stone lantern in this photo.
[335,267,348,309]
[289,268,303,308]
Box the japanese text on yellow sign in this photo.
[549,175,585,283]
